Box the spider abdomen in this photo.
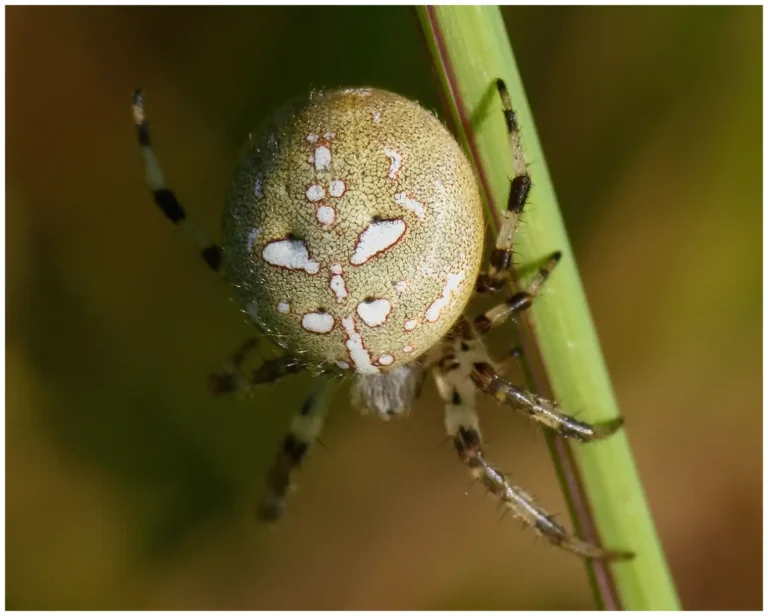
[223,87,484,374]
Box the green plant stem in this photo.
[418,6,680,611]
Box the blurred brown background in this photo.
[6,6,761,610]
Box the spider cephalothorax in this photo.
[132,82,630,560]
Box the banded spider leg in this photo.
[431,79,630,560]
[132,90,223,272]
[207,339,328,520]
[133,91,326,521]
[259,379,334,521]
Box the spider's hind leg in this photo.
[432,326,630,560]
[447,402,629,560]
[259,379,333,521]
[132,90,224,272]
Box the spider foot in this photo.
[591,416,625,440]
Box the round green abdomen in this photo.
[222,88,484,375]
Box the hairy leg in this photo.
[474,251,561,335]
[470,361,623,442]
[432,324,629,559]
[447,313,622,442]
[447,406,629,559]
[259,379,334,521]
[476,79,537,295]
[132,90,223,272]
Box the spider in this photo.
[131,80,630,560]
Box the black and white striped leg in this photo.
[470,361,623,442]
[474,251,562,335]
[208,338,305,396]
[476,79,535,295]
[433,323,630,559]
[438,389,629,559]
[447,402,630,560]
[132,90,223,272]
[258,379,333,522]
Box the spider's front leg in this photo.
[432,329,630,560]
[132,90,224,272]
[476,79,562,297]
[468,78,624,442]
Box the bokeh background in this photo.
[6,6,761,610]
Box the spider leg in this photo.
[476,79,535,295]
[132,90,223,272]
[475,79,561,309]
[449,415,629,560]
[259,378,334,522]
[470,361,623,442]
[432,333,630,560]
[448,316,622,442]
[208,337,305,395]
[474,250,561,335]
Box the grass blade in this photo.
[418,6,681,610]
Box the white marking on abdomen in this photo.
[254,175,263,198]
[404,319,418,331]
[336,360,350,370]
[377,354,394,366]
[395,192,426,219]
[403,344,414,353]
[328,179,346,197]
[350,218,406,265]
[330,265,348,303]
[277,300,290,314]
[301,312,335,334]
[306,184,325,202]
[262,238,320,274]
[426,271,466,323]
[316,205,336,226]
[394,280,407,294]
[314,145,331,171]
[356,298,391,327]
[342,316,378,374]
[372,111,381,124]
[383,147,402,179]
